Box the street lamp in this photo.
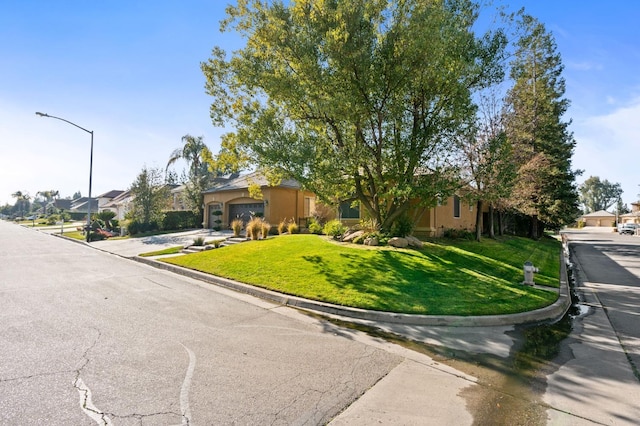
[35,112,94,243]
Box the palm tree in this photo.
[166,134,213,220]
[11,191,31,217]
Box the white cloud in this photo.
[573,97,640,205]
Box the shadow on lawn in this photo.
[303,245,553,315]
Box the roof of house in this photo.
[97,190,125,199]
[582,210,615,218]
[620,211,640,217]
[203,171,301,194]
[101,190,132,208]
[51,199,72,210]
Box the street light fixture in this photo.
[35,112,94,243]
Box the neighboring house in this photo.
[170,185,188,211]
[51,199,72,211]
[69,197,98,214]
[100,190,133,220]
[96,190,125,211]
[202,171,316,228]
[619,203,640,224]
[580,210,615,227]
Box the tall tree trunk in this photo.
[489,203,495,238]
[531,214,539,240]
[498,210,504,236]
[475,200,483,242]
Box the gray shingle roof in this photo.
[203,171,301,194]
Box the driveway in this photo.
[89,229,231,257]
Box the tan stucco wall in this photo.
[412,197,478,237]
[203,187,315,228]
[582,217,615,227]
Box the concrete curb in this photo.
[132,249,572,327]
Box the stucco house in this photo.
[202,171,316,229]
[580,210,615,227]
[619,202,640,224]
[202,171,479,236]
[100,190,133,220]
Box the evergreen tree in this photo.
[503,13,580,237]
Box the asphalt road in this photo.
[543,228,640,425]
[0,221,476,425]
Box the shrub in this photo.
[193,236,205,246]
[352,234,366,244]
[443,228,475,240]
[46,214,59,225]
[231,219,244,237]
[163,210,200,231]
[323,219,347,239]
[287,221,299,234]
[311,204,333,226]
[127,219,159,235]
[278,220,288,235]
[88,231,106,241]
[246,217,263,240]
[308,217,323,234]
[359,218,380,233]
[390,214,414,237]
[261,221,271,239]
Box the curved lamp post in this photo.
[36,112,94,243]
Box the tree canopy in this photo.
[202,0,506,231]
[579,176,623,213]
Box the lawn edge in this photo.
[132,250,571,327]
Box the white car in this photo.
[618,223,638,235]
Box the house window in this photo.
[339,201,360,219]
[304,197,314,217]
[453,195,460,218]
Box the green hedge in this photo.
[162,210,200,231]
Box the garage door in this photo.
[229,203,264,224]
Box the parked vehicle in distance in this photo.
[618,223,638,235]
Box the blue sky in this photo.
[1,1,639,209]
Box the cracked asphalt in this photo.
[0,220,476,425]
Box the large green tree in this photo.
[579,176,623,213]
[202,0,506,231]
[128,166,169,227]
[503,13,580,237]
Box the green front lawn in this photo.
[163,234,560,316]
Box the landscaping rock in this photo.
[343,230,365,242]
[406,235,424,248]
[388,237,408,248]
[364,236,379,246]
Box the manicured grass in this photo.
[64,230,86,240]
[139,246,184,257]
[163,234,561,316]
